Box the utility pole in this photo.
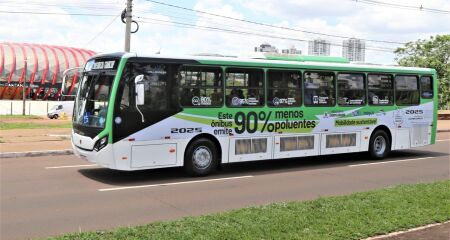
[124,0,132,52]
[22,57,27,115]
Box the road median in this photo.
[48,180,450,240]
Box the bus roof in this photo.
[93,52,436,75]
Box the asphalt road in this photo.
[1,132,449,240]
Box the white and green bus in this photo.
[71,53,437,176]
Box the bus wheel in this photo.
[54,114,59,119]
[369,130,390,159]
[184,138,218,176]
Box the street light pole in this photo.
[124,0,133,52]
[22,57,27,115]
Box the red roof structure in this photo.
[0,42,96,100]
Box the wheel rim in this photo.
[192,146,212,169]
[374,136,386,155]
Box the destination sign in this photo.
[92,61,115,70]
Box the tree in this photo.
[395,34,450,109]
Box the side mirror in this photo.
[61,67,83,97]
[135,75,145,105]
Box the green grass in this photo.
[0,122,72,130]
[49,180,450,240]
[0,115,43,119]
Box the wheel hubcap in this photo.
[192,146,212,169]
[374,136,386,155]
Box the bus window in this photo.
[338,73,365,106]
[267,70,302,107]
[420,76,433,99]
[179,66,223,107]
[395,75,419,105]
[304,72,335,106]
[225,68,264,107]
[368,74,393,105]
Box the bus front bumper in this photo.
[72,141,115,169]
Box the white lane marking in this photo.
[98,175,254,192]
[436,139,450,142]
[45,164,97,169]
[348,157,438,167]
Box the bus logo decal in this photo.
[192,96,211,106]
[192,96,200,106]
[232,97,241,106]
[273,97,280,106]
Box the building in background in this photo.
[308,39,330,56]
[0,42,95,100]
[254,43,278,53]
[342,38,365,62]
[281,45,302,55]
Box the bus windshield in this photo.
[73,71,114,128]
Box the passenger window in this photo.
[368,74,393,105]
[225,68,264,107]
[179,66,223,107]
[420,76,433,99]
[304,72,335,106]
[267,70,302,107]
[114,61,181,142]
[119,62,179,111]
[395,75,419,105]
[338,73,365,106]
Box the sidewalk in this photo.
[437,119,450,132]
[0,128,71,153]
[367,221,450,240]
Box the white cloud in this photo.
[0,0,448,64]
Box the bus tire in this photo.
[369,130,391,159]
[184,138,218,176]
[53,114,59,119]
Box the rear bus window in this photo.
[420,76,433,99]
[267,70,302,107]
[395,75,419,105]
[304,72,335,106]
[368,74,393,105]
[225,68,264,107]
[338,73,365,106]
[179,66,223,107]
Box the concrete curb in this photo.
[364,220,450,240]
[0,149,73,159]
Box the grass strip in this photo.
[0,115,43,119]
[49,180,449,240]
[0,122,72,130]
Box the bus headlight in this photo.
[94,135,108,151]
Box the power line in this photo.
[0,10,117,16]
[348,0,450,14]
[136,16,397,53]
[85,14,121,46]
[134,9,396,51]
[0,3,121,10]
[143,0,406,45]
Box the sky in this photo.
[0,0,449,64]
